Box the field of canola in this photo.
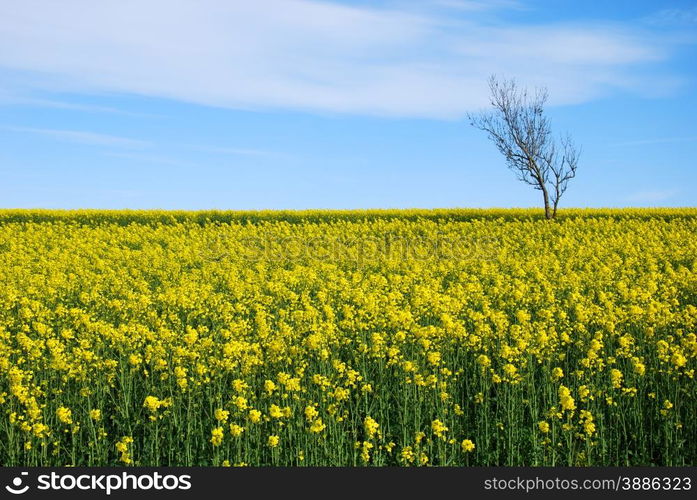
[1,209,695,466]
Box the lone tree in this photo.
[468,75,580,219]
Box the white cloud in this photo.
[0,93,159,116]
[645,6,697,26]
[612,136,697,147]
[187,145,286,158]
[103,152,192,167]
[431,0,523,11]
[0,0,685,118]
[4,126,149,148]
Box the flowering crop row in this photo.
[0,210,695,465]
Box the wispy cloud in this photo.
[3,126,149,148]
[0,96,162,117]
[103,152,191,167]
[431,0,523,11]
[187,145,286,158]
[644,6,697,26]
[612,136,697,147]
[625,189,680,203]
[0,0,688,118]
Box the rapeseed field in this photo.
[0,209,695,466]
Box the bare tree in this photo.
[468,76,580,219]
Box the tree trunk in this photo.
[541,187,552,220]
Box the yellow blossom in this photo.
[461,439,475,453]
[210,427,224,446]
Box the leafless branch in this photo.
[468,75,580,219]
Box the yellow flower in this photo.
[400,446,415,464]
[671,352,687,368]
[503,363,517,377]
[232,379,248,393]
[32,422,49,438]
[115,436,134,465]
[584,420,596,435]
[309,418,326,434]
[89,409,102,421]
[580,411,596,436]
[633,359,646,376]
[333,387,350,401]
[538,421,550,433]
[229,424,245,437]
[214,409,230,422]
[210,427,224,446]
[427,351,441,366]
[183,328,198,345]
[610,369,623,389]
[477,354,491,368]
[143,396,171,414]
[578,385,591,401]
[248,409,262,424]
[461,439,475,453]
[264,380,277,394]
[269,404,283,419]
[431,419,448,439]
[56,407,72,425]
[558,385,576,411]
[304,405,319,422]
[267,435,280,448]
[360,441,373,463]
[363,416,380,438]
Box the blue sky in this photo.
[0,0,695,209]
